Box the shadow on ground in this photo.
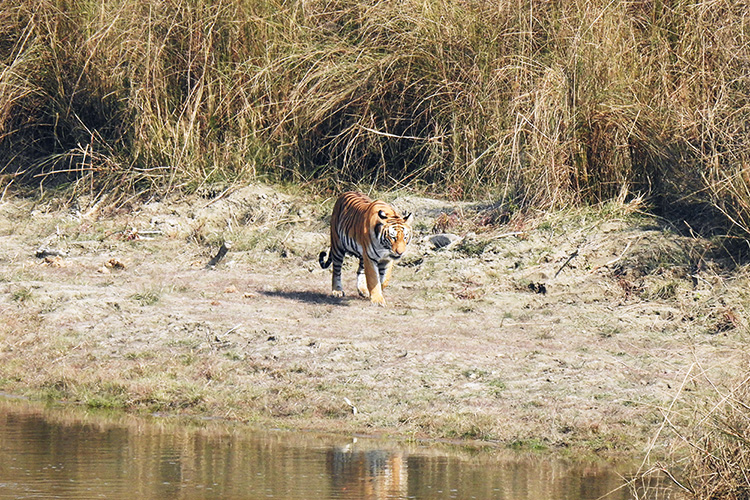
[260,289,350,306]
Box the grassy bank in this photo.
[2,0,750,228]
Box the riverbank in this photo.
[1,184,748,460]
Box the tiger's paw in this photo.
[357,275,368,297]
[369,295,387,307]
[331,290,345,298]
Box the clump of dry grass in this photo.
[1,0,750,234]
[633,368,750,500]
[678,376,750,500]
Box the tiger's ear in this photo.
[404,212,413,224]
[378,210,388,220]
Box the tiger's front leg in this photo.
[379,261,394,289]
[364,258,386,306]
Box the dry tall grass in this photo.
[633,367,750,500]
[684,380,750,500]
[1,0,750,226]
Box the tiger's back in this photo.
[319,191,413,306]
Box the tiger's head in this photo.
[374,208,413,260]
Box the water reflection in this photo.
[0,398,652,499]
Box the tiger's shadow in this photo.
[260,289,351,306]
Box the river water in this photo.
[0,398,663,499]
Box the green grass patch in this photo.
[130,290,161,306]
[510,439,549,452]
[11,287,33,303]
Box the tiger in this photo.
[319,191,413,306]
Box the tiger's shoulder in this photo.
[336,191,388,220]
[334,191,412,228]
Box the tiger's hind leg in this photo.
[356,258,369,297]
[331,251,345,297]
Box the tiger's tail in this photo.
[319,250,332,269]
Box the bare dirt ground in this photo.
[0,184,748,459]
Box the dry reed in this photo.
[1,0,750,229]
[632,365,750,500]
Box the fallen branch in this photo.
[495,231,526,239]
[206,241,232,268]
[35,248,66,259]
[554,248,579,278]
[603,240,632,267]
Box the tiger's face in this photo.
[376,210,413,260]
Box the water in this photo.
[0,398,651,500]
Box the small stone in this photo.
[429,233,462,250]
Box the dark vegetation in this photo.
[1,0,750,229]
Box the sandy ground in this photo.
[0,184,748,458]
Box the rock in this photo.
[429,233,462,250]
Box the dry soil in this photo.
[1,184,748,458]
